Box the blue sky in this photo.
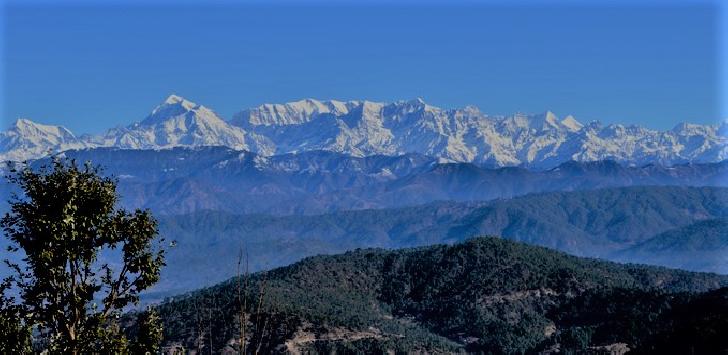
[1,0,724,133]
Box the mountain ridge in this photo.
[6,147,725,216]
[134,185,728,294]
[2,94,725,167]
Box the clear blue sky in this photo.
[1,0,724,134]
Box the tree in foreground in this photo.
[0,158,165,353]
[0,278,31,353]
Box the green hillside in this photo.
[146,237,728,354]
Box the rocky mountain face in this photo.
[2,95,725,168]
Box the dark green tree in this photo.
[130,307,163,354]
[1,158,165,353]
[0,278,31,353]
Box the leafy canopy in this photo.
[0,158,165,353]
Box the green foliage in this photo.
[0,279,31,353]
[555,326,594,352]
[130,307,163,354]
[152,237,728,353]
[540,287,728,354]
[0,158,166,353]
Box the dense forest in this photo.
[146,237,728,354]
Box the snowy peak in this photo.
[233,98,360,127]
[386,98,435,116]
[11,118,76,140]
[139,94,225,129]
[142,95,211,126]
[162,94,195,108]
[671,122,713,136]
[0,118,87,162]
[561,115,583,131]
[403,97,427,109]
[233,98,437,128]
[544,110,559,124]
[530,111,572,131]
[94,94,250,151]
[1,96,726,168]
[516,111,584,132]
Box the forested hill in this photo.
[149,237,728,354]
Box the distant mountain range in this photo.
[135,186,728,295]
[9,185,721,297]
[2,95,726,167]
[613,218,728,272]
[0,147,721,216]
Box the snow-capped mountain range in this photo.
[2,94,726,168]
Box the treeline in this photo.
[153,237,728,353]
